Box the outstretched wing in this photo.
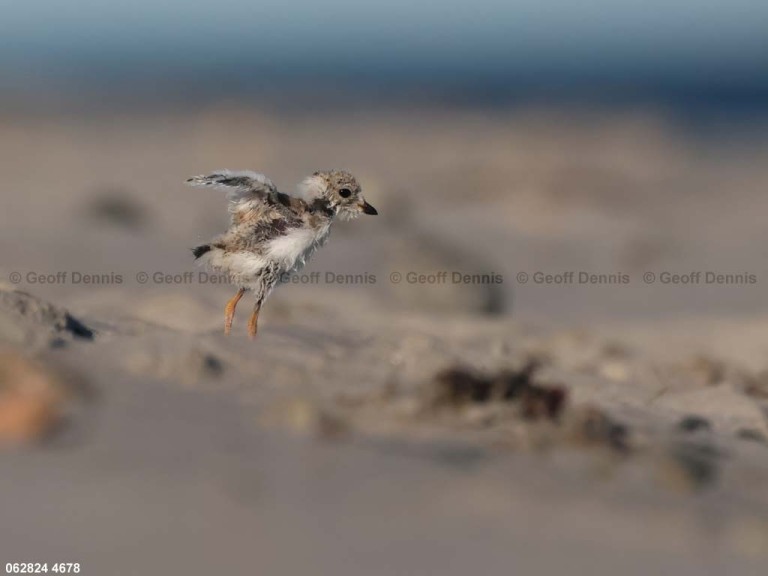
[186,170,282,222]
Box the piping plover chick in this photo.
[187,169,377,338]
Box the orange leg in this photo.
[247,304,261,339]
[224,288,246,335]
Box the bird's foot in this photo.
[247,307,260,340]
[224,288,246,335]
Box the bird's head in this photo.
[299,170,377,220]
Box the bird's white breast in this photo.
[266,223,331,273]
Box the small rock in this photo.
[567,406,631,454]
[656,384,768,437]
[677,415,712,433]
[659,442,722,492]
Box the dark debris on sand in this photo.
[84,188,149,230]
[0,289,94,345]
[425,360,639,456]
[429,360,566,422]
[568,407,631,454]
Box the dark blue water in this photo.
[2,0,766,119]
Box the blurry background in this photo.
[2,0,767,317]
[2,0,767,114]
[2,2,768,575]
[2,0,768,343]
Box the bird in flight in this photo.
[187,169,377,338]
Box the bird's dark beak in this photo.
[360,201,378,215]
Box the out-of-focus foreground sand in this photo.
[1,105,768,575]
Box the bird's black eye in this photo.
[339,188,352,198]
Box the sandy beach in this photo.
[1,105,768,574]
